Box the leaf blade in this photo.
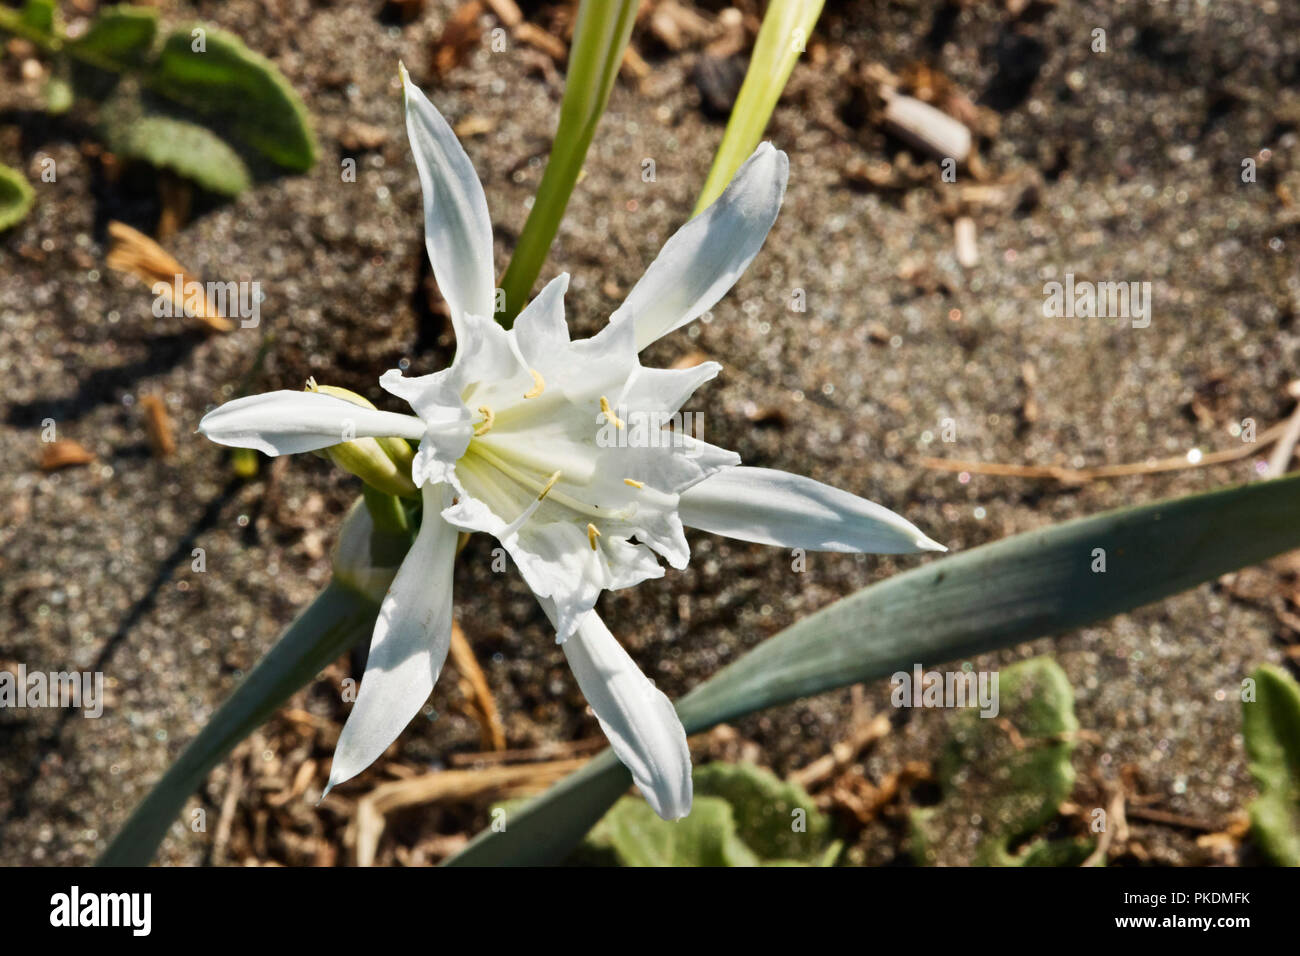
[149,25,317,171]
[97,582,376,866]
[447,473,1300,865]
[693,0,824,214]
[0,162,35,231]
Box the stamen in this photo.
[500,495,544,538]
[473,405,495,436]
[587,523,602,550]
[600,396,624,430]
[304,376,318,392]
[623,478,644,488]
[538,470,562,501]
[524,369,545,399]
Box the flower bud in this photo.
[305,380,418,497]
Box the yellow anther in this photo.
[538,470,562,501]
[473,406,495,436]
[304,376,319,391]
[524,369,545,399]
[587,523,601,550]
[623,478,644,488]
[600,396,624,430]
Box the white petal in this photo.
[198,390,424,456]
[542,600,692,820]
[513,273,571,372]
[678,466,946,554]
[616,361,723,416]
[325,484,459,794]
[610,143,788,351]
[402,65,497,336]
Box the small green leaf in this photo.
[69,5,158,71]
[1242,663,1300,865]
[694,762,834,863]
[910,657,1079,865]
[0,162,35,231]
[20,0,57,36]
[43,73,74,114]
[586,797,761,867]
[1015,836,1096,867]
[100,89,252,195]
[149,25,316,171]
[578,762,838,867]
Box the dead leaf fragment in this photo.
[105,221,233,333]
[140,393,176,458]
[39,439,95,471]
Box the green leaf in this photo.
[149,25,316,171]
[20,0,57,36]
[446,473,1300,866]
[909,657,1079,866]
[585,796,760,867]
[694,761,834,863]
[1243,663,1300,865]
[43,73,74,114]
[496,0,638,323]
[99,86,252,195]
[1016,836,1096,867]
[97,582,378,865]
[0,162,35,231]
[69,5,158,71]
[693,0,824,214]
[577,763,838,866]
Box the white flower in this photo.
[198,67,944,821]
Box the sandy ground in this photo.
[1,0,1298,865]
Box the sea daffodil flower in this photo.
[198,67,944,820]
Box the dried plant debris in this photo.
[105,220,234,332]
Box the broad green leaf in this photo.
[496,0,638,323]
[100,91,252,195]
[97,581,378,865]
[694,761,834,863]
[576,763,837,867]
[693,0,824,214]
[20,0,57,36]
[446,473,1300,866]
[1242,663,1300,865]
[585,796,760,867]
[149,25,316,171]
[0,162,35,231]
[909,657,1080,866]
[1015,836,1096,867]
[69,5,158,71]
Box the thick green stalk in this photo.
[495,0,637,325]
[693,0,824,215]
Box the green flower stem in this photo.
[692,0,824,215]
[495,0,637,326]
[362,484,411,538]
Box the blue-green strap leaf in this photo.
[447,473,1300,865]
[97,582,377,866]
